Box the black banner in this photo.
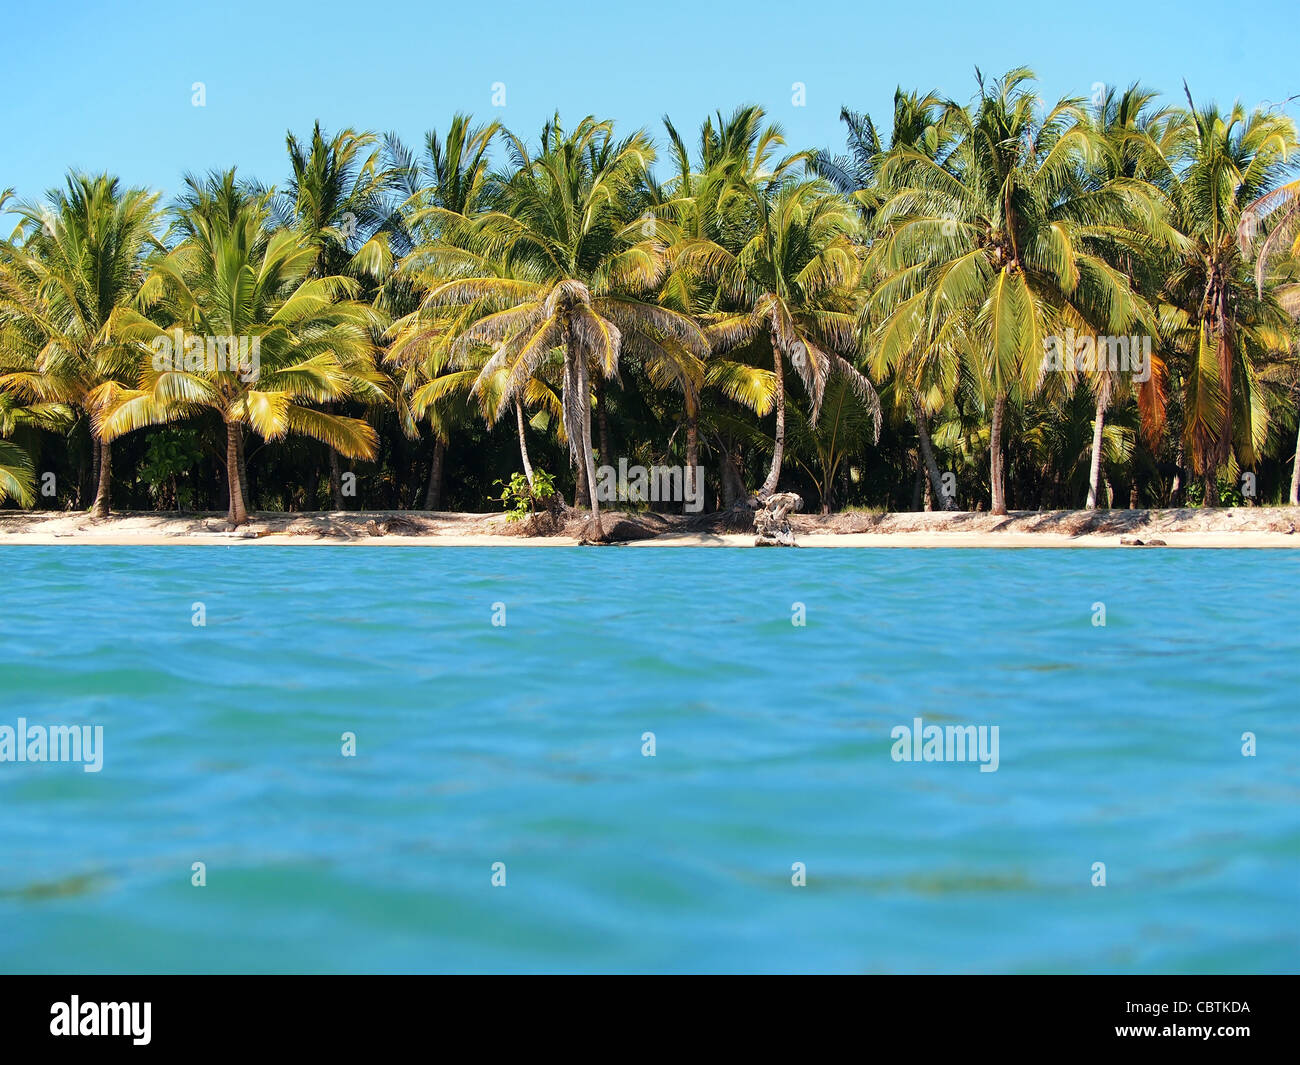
[0,976,1290,1053]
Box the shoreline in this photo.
[2,507,1298,548]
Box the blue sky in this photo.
[2,0,1297,203]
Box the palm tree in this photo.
[1233,116,1300,504]
[100,170,380,526]
[0,173,161,516]
[822,89,961,508]
[383,114,500,508]
[677,169,881,500]
[1073,83,1178,508]
[278,123,395,507]
[413,115,707,538]
[869,69,1165,513]
[1159,92,1298,503]
[651,107,803,507]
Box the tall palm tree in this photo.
[413,115,707,538]
[651,107,804,506]
[278,124,395,507]
[1162,93,1299,502]
[1073,83,1178,508]
[0,173,161,516]
[869,69,1164,513]
[1241,173,1300,502]
[823,89,962,508]
[684,175,881,497]
[383,114,500,508]
[100,171,380,526]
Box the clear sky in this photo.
[2,0,1297,202]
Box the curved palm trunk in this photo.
[516,402,535,489]
[90,435,112,518]
[1290,417,1300,505]
[915,398,955,511]
[424,437,446,510]
[759,329,787,498]
[226,421,248,527]
[577,357,603,538]
[989,392,1007,516]
[1086,390,1108,509]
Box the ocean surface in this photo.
[0,545,1296,974]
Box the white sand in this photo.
[2,508,1298,548]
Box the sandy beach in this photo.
[2,506,1298,548]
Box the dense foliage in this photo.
[3,70,1299,526]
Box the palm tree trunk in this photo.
[759,331,786,497]
[915,398,955,510]
[86,436,99,508]
[574,460,588,508]
[595,378,612,466]
[685,393,700,512]
[516,402,535,489]
[226,421,248,527]
[325,399,344,509]
[1203,471,1219,508]
[1172,438,1185,506]
[1086,390,1107,509]
[328,448,344,510]
[1290,417,1300,505]
[577,357,603,538]
[566,337,590,511]
[236,425,250,512]
[424,437,446,510]
[91,436,112,518]
[720,438,744,507]
[989,392,1007,516]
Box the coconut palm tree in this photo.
[680,170,880,499]
[0,173,161,516]
[413,115,707,538]
[277,124,395,507]
[99,170,380,526]
[382,114,500,507]
[650,107,807,506]
[823,89,962,508]
[1070,83,1180,508]
[1236,126,1300,503]
[868,69,1166,513]
[1159,93,1298,503]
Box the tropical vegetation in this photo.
[4,70,1300,526]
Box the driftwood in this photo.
[754,492,803,546]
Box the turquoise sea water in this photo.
[0,545,1296,974]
